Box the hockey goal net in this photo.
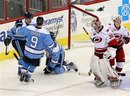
[67,4,110,49]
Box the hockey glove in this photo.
[44,66,53,74]
[123,37,129,44]
[103,47,117,59]
[4,37,11,46]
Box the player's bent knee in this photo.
[54,67,65,74]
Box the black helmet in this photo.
[15,19,23,27]
[36,17,43,26]
[24,12,33,19]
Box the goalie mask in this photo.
[91,19,101,31]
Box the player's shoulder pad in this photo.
[11,26,16,31]
[26,25,35,30]
[30,20,36,26]
[106,23,114,28]
[101,26,112,35]
[38,27,50,34]
[52,42,60,53]
[121,26,129,31]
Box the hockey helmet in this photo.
[15,19,23,27]
[24,12,33,19]
[36,17,44,26]
[111,15,121,21]
[111,15,121,25]
[91,19,101,29]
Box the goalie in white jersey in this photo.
[107,15,130,73]
[90,19,121,88]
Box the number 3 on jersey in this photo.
[31,36,38,48]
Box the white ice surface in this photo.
[0,44,130,96]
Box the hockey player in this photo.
[4,19,26,76]
[107,15,130,73]
[90,19,121,88]
[4,12,35,77]
[43,32,78,74]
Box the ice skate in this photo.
[20,72,26,82]
[110,79,121,89]
[68,62,78,72]
[17,67,21,76]
[24,73,34,83]
[20,72,34,83]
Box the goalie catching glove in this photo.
[103,47,117,59]
[123,37,130,44]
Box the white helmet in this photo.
[111,15,121,21]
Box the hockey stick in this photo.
[81,27,93,76]
[13,53,19,60]
[83,27,93,42]
[5,46,9,55]
[54,21,60,40]
[79,69,92,76]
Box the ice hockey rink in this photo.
[0,42,130,96]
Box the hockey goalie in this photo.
[90,19,121,88]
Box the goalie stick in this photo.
[79,69,92,76]
[83,27,93,42]
[79,72,126,76]
[82,27,94,76]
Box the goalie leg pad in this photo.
[90,55,106,82]
[99,59,120,82]
[90,55,99,75]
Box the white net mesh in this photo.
[70,4,111,48]
[70,5,96,48]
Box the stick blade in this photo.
[79,72,89,76]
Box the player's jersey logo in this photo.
[114,33,123,40]
[93,36,102,43]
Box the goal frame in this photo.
[68,4,99,49]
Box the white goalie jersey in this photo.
[91,26,118,56]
